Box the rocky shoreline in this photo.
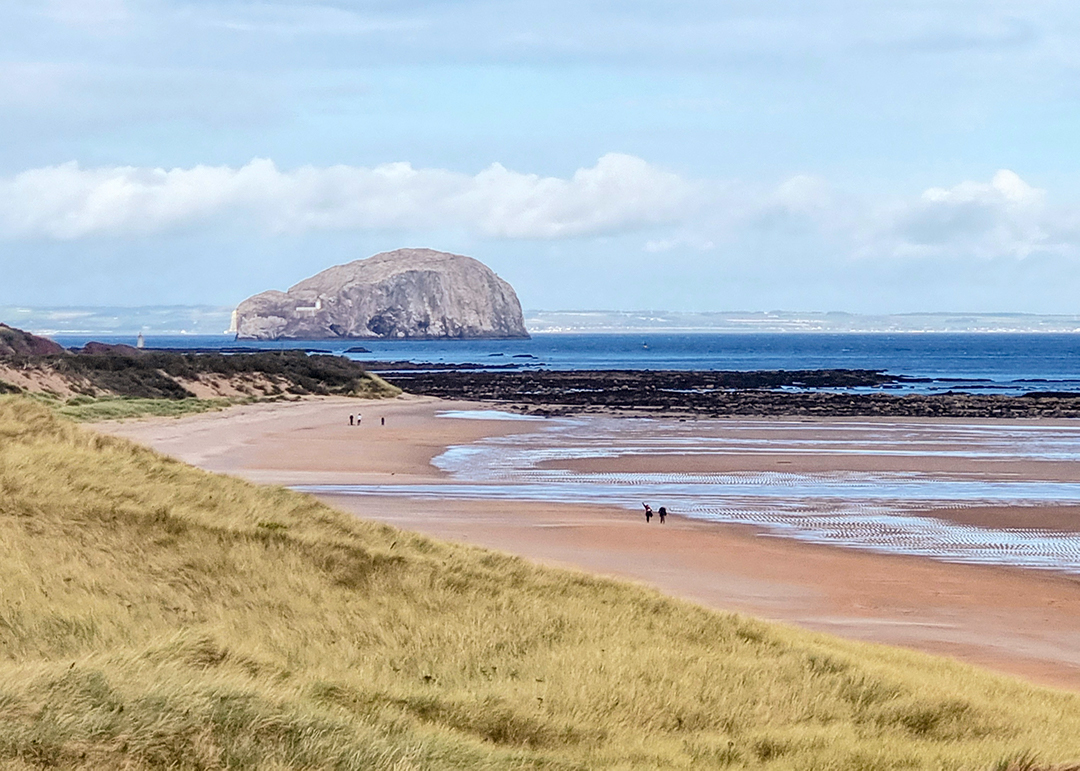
[384,369,1080,419]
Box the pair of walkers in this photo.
[349,414,387,426]
[642,502,667,524]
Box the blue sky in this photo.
[3,0,1080,312]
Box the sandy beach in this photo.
[98,396,1080,691]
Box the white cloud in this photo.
[0,154,696,240]
[773,174,833,214]
[651,168,1080,265]
[921,169,1043,207]
[4,157,1079,269]
[463,154,695,238]
[881,170,1063,259]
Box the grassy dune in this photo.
[0,347,403,405]
[50,395,241,422]
[27,370,398,422]
[1,396,1079,770]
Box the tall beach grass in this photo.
[1,395,1079,769]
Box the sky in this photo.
[3,0,1080,313]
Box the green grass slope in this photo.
[1,395,1078,770]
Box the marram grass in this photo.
[54,394,242,421]
[1,395,1079,770]
[16,392,251,422]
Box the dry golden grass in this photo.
[2,395,1080,769]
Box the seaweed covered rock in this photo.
[234,248,529,340]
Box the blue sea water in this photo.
[51,332,1080,395]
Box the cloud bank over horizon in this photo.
[3,154,1076,271]
[0,154,695,241]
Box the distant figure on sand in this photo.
[658,506,667,524]
[349,414,354,426]
[356,413,362,425]
[381,416,385,426]
[643,503,653,523]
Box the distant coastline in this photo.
[0,305,235,337]
[5,305,1080,336]
[524,310,1080,335]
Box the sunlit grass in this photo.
[24,371,398,422]
[14,392,245,422]
[1,394,1079,769]
[54,394,243,421]
[352,370,401,398]
[1,349,402,415]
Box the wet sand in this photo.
[98,396,1080,691]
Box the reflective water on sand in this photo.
[299,413,1080,573]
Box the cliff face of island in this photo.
[234,249,529,341]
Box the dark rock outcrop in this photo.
[384,369,1080,419]
[0,324,65,356]
[79,342,144,356]
[234,249,529,340]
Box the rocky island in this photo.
[233,248,529,340]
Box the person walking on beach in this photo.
[356,413,362,425]
[381,416,385,426]
[349,414,354,426]
[658,506,667,524]
[643,503,653,523]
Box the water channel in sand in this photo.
[296,411,1080,573]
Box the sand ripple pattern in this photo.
[299,413,1080,573]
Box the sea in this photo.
[52,331,1080,395]
[51,329,1080,570]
